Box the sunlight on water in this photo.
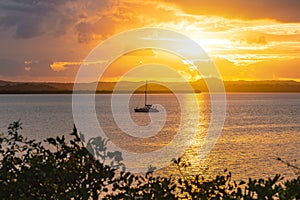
[166,93,300,181]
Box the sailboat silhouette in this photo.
[134,81,159,112]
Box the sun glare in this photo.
[98,49,203,82]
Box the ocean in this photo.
[0,93,299,180]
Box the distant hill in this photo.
[0,82,61,94]
[0,80,13,86]
[0,79,300,93]
[223,80,300,92]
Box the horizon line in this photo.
[1,79,300,84]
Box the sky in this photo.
[0,0,300,82]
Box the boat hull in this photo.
[134,107,159,112]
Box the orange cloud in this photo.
[215,58,300,80]
[50,61,82,72]
[164,0,300,22]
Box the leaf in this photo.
[46,138,57,145]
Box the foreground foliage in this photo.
[0,121,299,199]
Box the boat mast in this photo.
[144,80,147,106]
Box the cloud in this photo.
[50,61,82,72]
[215,57,300,80]
[237,36,268,45]
[165,0,300,22]
[15,16,45,38]
[0,0,61,38]
[0,59,58,77]
[76,16,116,43]
[0,15,21,28]
[0,0,185,42]
[246,36,268,45]
[0,58,80,79]
[0,0,114,39]
[26,60,57,76]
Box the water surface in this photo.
[0,93,299,180]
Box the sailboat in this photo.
[134,81,159,113]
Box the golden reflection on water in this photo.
[157,93,300,181]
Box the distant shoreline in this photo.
[1,79,300,94]
[1,91,300,94]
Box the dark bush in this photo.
[0,121,299,199]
